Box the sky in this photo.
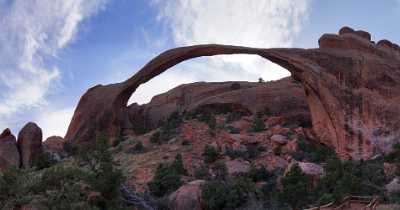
[0,0,399,139]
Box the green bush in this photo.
[273,146,282,156]
[132,141,145,153]
[194,165,210,179]
[0,136,125,210]
[171,154,188,176]
[203,145,219,164]
[148,154,188,197]
[201,177,256,210]
[384,143,400,162]
[247,165,271,182]
[33,152,56,170]
[150,131,161,144]
[293,136,337,163]
[249,113,265,132]
[148,163,182,197]
[280,165,312,209]
[211,161,228,181]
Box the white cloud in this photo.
[0,0,107,133]
[131,0,311,104]
[36,107,75,139]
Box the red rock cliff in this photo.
[65,27,400,159]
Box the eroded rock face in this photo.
[65,27,400,159]
[43,136,66,161]
[0,129,20,170]
[128,78,309,132]
[17,122,43,168]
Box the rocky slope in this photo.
[127,77,310,134]
[65,26,400,160]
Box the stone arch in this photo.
[66,27,400,159]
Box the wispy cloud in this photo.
[0,0,107,133]
[131,0,311,104]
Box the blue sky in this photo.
[0,0,399,138]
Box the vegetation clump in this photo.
[203,145,220,164]
[148,154,188,197]
[249,112,265,132]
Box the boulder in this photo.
[386,178,400,194]
[65,26,400,160]
[169,180,205,210]
[226,159,251,176]
[298,162,325,178]
[17,122,43,168]
[43,136,66,161]
[384,163,398,180]
[271,134,289,145]
[0,129,20,170]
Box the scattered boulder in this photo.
[0,129,20,170]
[168,180,205,210]
[17,122,43,168]
[225,159,251,176]
[298,162,325,178]
[386,178,400,194]
[286,162,325,180]
[271,134,289,145]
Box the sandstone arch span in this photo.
[65,27,400,159]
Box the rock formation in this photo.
[168,180,205,210]
[128,77,309,132]
[17,122,43,168]
[43,136,66,161]
[65,27,400,159]
[0,129,20,170]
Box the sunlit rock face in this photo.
[65,27,400,160]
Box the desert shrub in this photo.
[280,165,312,209]
[273,146,282,156]
[171,154,188,176]
[0,136,125,210]
[203,145,219,164]
[225,125,240,134]
[384,143,400,162]
[211,161,228,181]
[201,177,256,210]
[225,146,246,159]
[226,112,243,123]
[293,136,337,163]
[148,154,187,197]
[150,131,161,144]
[195,165,210,179]
[112,135,125,147]
[314,158,386,204]
[246,144,261,159]
[148,163,182,197]
[33,152,56,170]
[131,141,145,153]
[247,165,271,182]
[249,113,265,132]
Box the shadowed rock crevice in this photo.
[65,27,400,160]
